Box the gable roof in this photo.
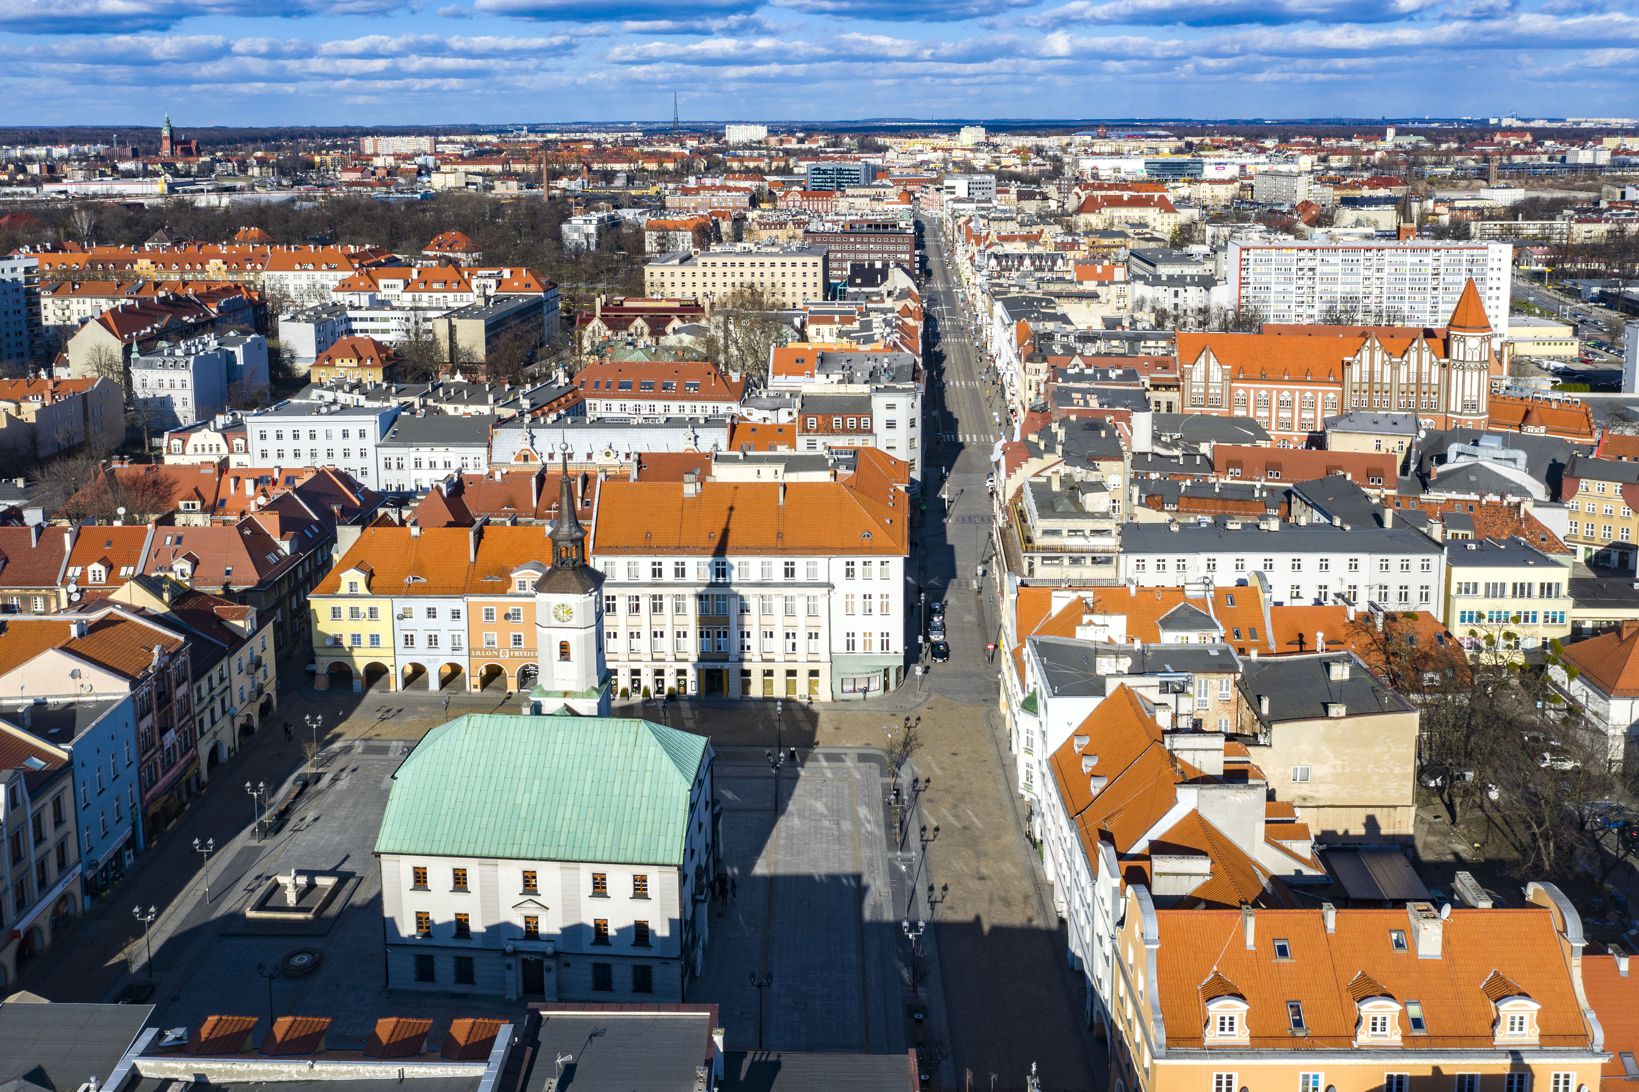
[1561,624,1639,698]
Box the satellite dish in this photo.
[69,592,82,603]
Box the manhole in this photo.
[280,947,323,977]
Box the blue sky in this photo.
[0,0,1634,126]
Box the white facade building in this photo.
[724,124,768,145]
[1225,238,1514,335]
[245,400,401,489]
[1119,522,1447,611]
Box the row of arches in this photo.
[319,661,540,693]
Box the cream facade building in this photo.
[644,246,829,308]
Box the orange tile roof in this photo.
[728,419,797,452]
[189,1014,258,1055]
[1488,394,1596,442]
[1151,905,1591,1049]
[315,335,400,372]
[1448,278,1492,332]
[1561,622,1639,698]
[590,479,907,556]
[1214,445,1397,487]
[442,1017,505,1060]
[576,359,744,404]
[261,1015,331,1056]
[1023,584,1271,655]
[1582,952,1639,1087]
[366,1016,434,1058]
[1151,811,1283,910]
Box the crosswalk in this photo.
[935,432,993,444]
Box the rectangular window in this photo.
[1300,1075,1323,1092]
[411,866,428,890]
[593,919,610,944]
[1504,1076,1530,1092]
[414,910,431,936]
[453,913,471,938]
[633,874,649,898]
[523,915,540,939]
[1287,1001,1306,1032]
[454,955,475,985]
[521,870,538,894]
[1390,929,1408,951]
[483,606,496,622]
[1406,1000,1426,1032]
[1215,1014,1238,1036]
[1369,1014,1392,1036]
[1551,1075,1573,1092]
[634,920,651,946]
[632,963,654,994]
[1214,1074,1237,1092]
[592,872,608,897]
[592,962,613,992]
[1506,1013,1529,1036]
[1385,1076,1409,1092]
[1291,765,1311,783]
[1456,1076,1480,1092]
[414,953,435,982]
[1273,938,1291,960]
[452,867,468,891]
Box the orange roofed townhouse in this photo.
[574,359,744,421]
[1108,881,1606,1092]
[1176,280,1503,447]
[312,463,911,701]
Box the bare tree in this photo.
[704,286,792,389]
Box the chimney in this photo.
[1616,950,1630,977]
[1621,620,1639,643]
[1257,693,1270,716]
[778,481,787,506]
[469,523,482,563]
[683,470,700,498]
[1241,904,1255,949]
[1407,902,1443,959]
[70,619,88,639]
[409,522,421,537]
[1326,658,1351,682]
[1321,901,1337,933]
[29,523,41,548]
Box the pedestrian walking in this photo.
[283,722,292,742]
[730,877,738,902]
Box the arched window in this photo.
[558,640,570,662]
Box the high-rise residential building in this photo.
[723,123,768,145]
[957,124,987,146]
[1225,238,1513,335]
[0,255,40,369]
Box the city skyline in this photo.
[1,0,1635,127]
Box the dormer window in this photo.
[1273,939,1292,961]
[88,565,105,584]
[1216,1014,1239,1037]
[1390,930,1408,951]
[1368,1014,1392,1036]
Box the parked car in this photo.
[930,641,950,663]
[1539,751,1582,771]
[929,600,946,621]
[929,617,947,641]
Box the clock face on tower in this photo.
[551,603,574,623]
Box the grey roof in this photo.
[525,1012,715,1092]
[1152,413,1269,446]
[799,391,873,416]
[1157,601,1218,632]
[719,1051,917,1092]
[380,413,495,448]
[1423,461,1535,499]
[1131,452,1213,478]
[1121,521,1441,555]
[0,1001,154,1092]
[1323,846,1431,902]
[1051,385,1152,415]
[1443,536,1565,569]
[994,294,1071,326]
[1290,476,1384,531]
[1565,453,1639,485]
[1240,653,1414,723]
[3,698,127,744]
[1413,426,1589,492]
[1568,561,1639,610]
[1136,479,1283,515]
[1023,418,1125,465]
[1031,636,1111,698]
[1324,411,1418,437]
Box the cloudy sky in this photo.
[0,0,1634,126]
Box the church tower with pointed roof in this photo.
[527,453,609,716]
[1445,278,1497,427]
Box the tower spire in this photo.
[550,442,586,570]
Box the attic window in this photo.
[1405,1001,1426,1033]
[1272,938,1292,960]
[1390,929,1408,951]
[1287,1002,1306,1032]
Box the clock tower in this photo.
[527,454,609,716]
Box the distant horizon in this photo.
[0,0,1631,127]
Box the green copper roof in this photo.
[375,714,710,866]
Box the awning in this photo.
[1322,846,1430,903]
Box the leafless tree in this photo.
[704,285,792,388]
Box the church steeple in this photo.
[549,448,587,570]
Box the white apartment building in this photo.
[943,174,997,203]
[1119,521,1447,610]
[375,414,494,494]
[245,400,401,489]
[376,713,715,1001]
[589,476,910,701]
[771,348,924,481]
[643,247,829,308]
[0,256,38,368]
[724,123,768,145]
[390,595,468,689]
[130,342,229,433]
[1224,238,1514,335]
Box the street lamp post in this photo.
[132,905,157,980]
[304,713,323,756]
[748,971,772,1051]
[766,700,786,811]
[919,591,926,653]
[255,961,280,1028]
[193,836,216,903]
[245,780,268,841]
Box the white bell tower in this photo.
[527,451,609,716]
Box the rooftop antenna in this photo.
[672,92,680,137]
